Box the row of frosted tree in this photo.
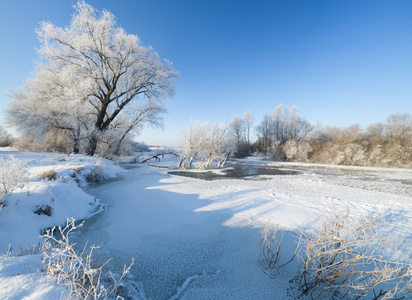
[179,105,412,169]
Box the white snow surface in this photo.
[1,148,412,299]
[0,148,123,300]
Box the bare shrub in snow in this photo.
[298,204,412,300]
[38,169,58,181]
[68,162,104,184]
[0,156,28,202]
[42,218,134,300]
[85,163,106,183]
[260,221,299,272]
[261,222,284,270]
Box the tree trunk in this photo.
[189,156,195,167]
[114,136,125,156]
[177,156,186,168]
[114,128,132,156]
[73,142,80,154]
[218,156,228,168]
[204,156,213,168]
[73,127,81,154]
[86,134,98,156]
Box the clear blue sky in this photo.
[1,0,411,146]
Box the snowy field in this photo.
[1,148,412,299]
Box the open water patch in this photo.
[168,164,300,180]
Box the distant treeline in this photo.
[247,106,412,168]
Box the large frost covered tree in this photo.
[9,1,177,156]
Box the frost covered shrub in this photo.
[42,219,134,299]
[342,143,368,166]
[385,145,412,168]
[85,163,106,183]
[367,145,386,167]
[298,205,412,300]
[269,141,285,161]
[283,140,313,162]
[0,156,28,197]
[323,144,345,165]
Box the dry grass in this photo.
[41,218,134,300]
[38,169,58,180]
[84,164,105,183]
[260,221,300,271]
[297,204,412,300]
[260,203,412,299]
[73,166,84,173]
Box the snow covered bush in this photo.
[297,205,412,300]
[323,144,345,165]
[283,140,313,162]
[0,156,28,203]
[367,145,386,167]
[85,161,106,183]
[385,144,412,168]
[343,143,368,166]
[42,219,134,300]
[269,141,285,161]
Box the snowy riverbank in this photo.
[0,148,124,299]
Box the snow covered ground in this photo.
[0,148,123,299]
[0,148,412,299]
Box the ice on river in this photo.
[79,159,412,299]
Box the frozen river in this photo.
[76,161,412,299]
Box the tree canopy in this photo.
[9,0,177,156]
